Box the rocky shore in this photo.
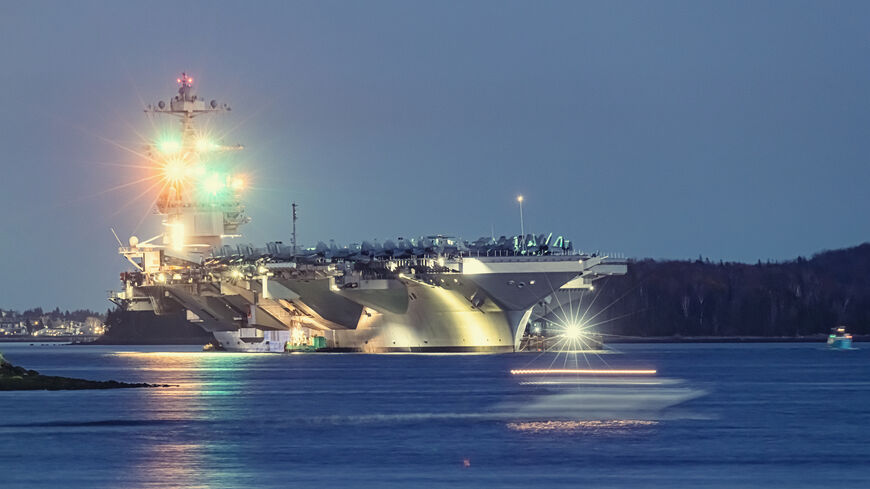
[0,353,163,391]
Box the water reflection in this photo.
[507,419,658,434]
[502,353,706,434]
[117,351,241,488]
[135,442,210,489]
[117,352,216,421]
[111,350,704,484]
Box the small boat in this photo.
[284,335,328,353]
[827,326,854,350]
[202,340,224,352]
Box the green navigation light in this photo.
[201,173,227,197]
[195,138,217,152]
[157,138,181,154]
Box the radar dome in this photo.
[129,236,139,248]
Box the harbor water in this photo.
[1,343,869,488]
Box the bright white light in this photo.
[195,138,215,152]
[204,174,225,194]
[169,222,185,251]
[291,327,305,345]
[511,369,657,375]
[163,158,187,183]
[550,318,603,352]
[157,139,181,154]
[562,322,582,339]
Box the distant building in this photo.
[0,320,28,336]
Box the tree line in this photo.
[591,243,870,337]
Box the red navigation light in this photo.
[188,77,193,83]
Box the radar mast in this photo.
[143,74,249,253]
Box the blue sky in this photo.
[1,0,868,310]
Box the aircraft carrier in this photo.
[110,75,627,352]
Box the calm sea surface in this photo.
[1,343,868,488]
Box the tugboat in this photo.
[284,334,328,353]
[518,319,604,352]
[827,326,854,350]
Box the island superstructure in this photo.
[143,73,248,253]
[111,75,627,352]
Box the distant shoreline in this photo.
[0,353,162,390]
[1,335,860,346]
[0,336,99,343]
[605,335,861,344]
[0,335,203,345]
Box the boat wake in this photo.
[284,377,706,428]
[498,382,707,421]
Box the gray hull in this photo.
[115,255,626,353]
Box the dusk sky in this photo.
[1,0,869,311]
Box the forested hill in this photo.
[593,243,870,337]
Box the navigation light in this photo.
[163,158,186,183]
[195,138,215,152]
[157,138,181,154]
[563,322,582,340]
[203,173,226,195]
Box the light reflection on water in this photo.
[2,343,870,488]
[507,419,658,433]
[136,442,210,489]
[125,350,236,488]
